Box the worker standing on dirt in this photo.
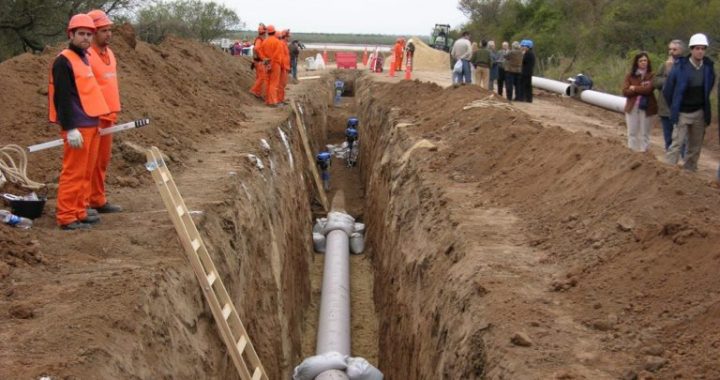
[504,41,523,101]
[664,33,716,172]
[250,24,268,100]
[519,40,536,102]
[259,25,284,107]
[451,31,473,85]
[654,40,687,153]
[49,14,110,230]
[622,52,657,152]
[473,40,491,90]
[86,9,123,215]
[277,29,291,105]
[393,38,405,72]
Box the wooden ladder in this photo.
[145,147,268,380]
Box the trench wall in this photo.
[356,77,486,378]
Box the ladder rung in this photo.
[176,205,185,216]
[236,335,247,354]
[206,271,217,286]
[222,303,232,320]
[191,239,201,251]
[251,367,263,380]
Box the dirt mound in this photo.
[409,36,450,71]
[359,79,720,378]
[0,25,257,190]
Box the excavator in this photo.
[430,24,452,52]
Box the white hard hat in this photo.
[689,33,709,47]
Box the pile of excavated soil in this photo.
[408,36,451,71]
[358,79,720,379]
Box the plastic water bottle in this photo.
[0,209,33,229]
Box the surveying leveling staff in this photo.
[49,14,110,230]
[87,9,122,214]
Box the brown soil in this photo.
[2,23,720,380]
[359,79,720,379]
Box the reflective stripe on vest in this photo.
[88,47,121,113]
[48,49,110,123]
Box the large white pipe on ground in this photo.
[316,228,352,355]
[531,76,626,113]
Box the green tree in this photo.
[0,0,139,61]
[134,0,243,44]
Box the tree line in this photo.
[0,0,243,62]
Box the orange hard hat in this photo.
[258,23,266,33]
[87,9,112,28]
[67,14,96,33]
[267,25,276,34]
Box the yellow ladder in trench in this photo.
[145,147,268,380]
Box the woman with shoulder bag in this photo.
[622,52,657,152]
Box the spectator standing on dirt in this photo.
[86,9,123,215]
[654,39,686,152]
[622,52,657,152]
[664,33,716,171]
[451,32,473,85]
[289,39,304,80]
[250,24,268,100]
[519,39,536,102]
[473,40,491,90]
[504,41,523,101]
[488,41,499,92]
[496,41,509,96]
[49,14,110,230]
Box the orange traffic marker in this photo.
[362,47,368,66]
[404,53,413,80]
[323,48,328,64]
[389,57,396,77]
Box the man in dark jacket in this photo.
[289,40,304,80]
[519,39,536,102]
[653,39,686,152]
[664,33,716,171]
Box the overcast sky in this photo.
[219,0,468,35]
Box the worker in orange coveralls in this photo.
[394,37,405,72]
[277,29,291,104]
[259,25,284,107]
[250,23,268,100]
[49,14,110,230]
[86,9,123,215]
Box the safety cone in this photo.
[404,53,413,80]
[389,57,396,77]
[362,47,368,66]
[323,48,328,65]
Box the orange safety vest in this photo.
[48,49,110,123]
[88,46,121,113]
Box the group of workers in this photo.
[249,23,294,107]
[50,11,123,230]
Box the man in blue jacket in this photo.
[664,33,715,171]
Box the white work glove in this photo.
[66,128,83,149]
